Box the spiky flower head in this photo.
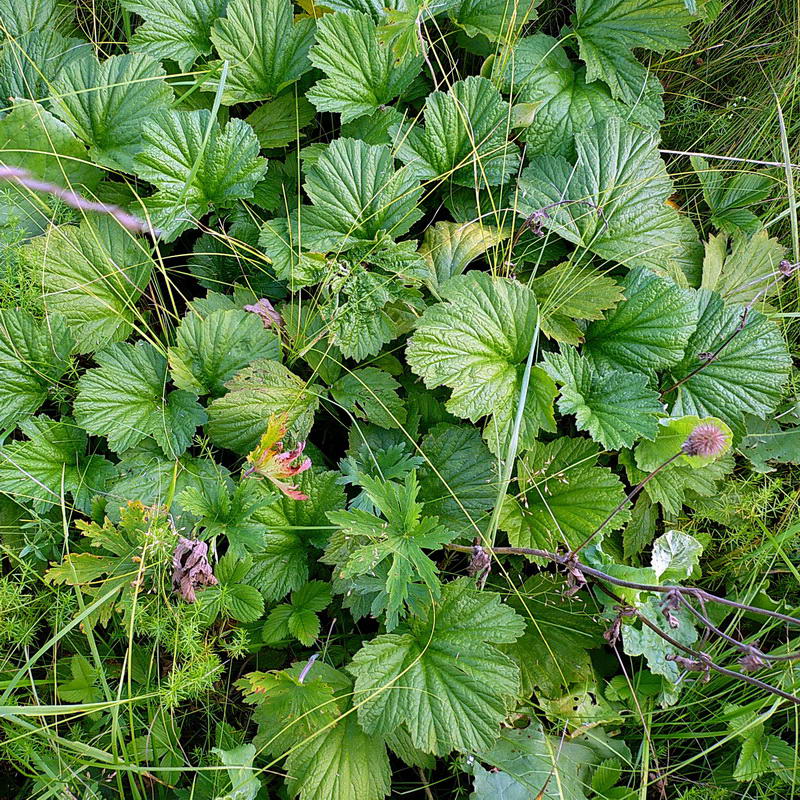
[681,423,728,458]
[243,413,311,500]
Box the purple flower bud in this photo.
[681,423,728,458]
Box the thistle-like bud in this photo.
[681,423,728,458]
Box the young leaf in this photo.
[407,271,557,455]
[57,654,102,704]
[74,342,207,456]
[169,309,280,397]
[650,530,702,582]
[207,0,315,104]
[52,53,173,170]
[635,415,733,471]
[133,110,268,240]
[32,218,154,354]
[200,553,265,622]
[571,0,692,106]
[307,11,422,123]
[245,93,317,149]
[206,359,320,454]
[392,76,520,187]
[330,368,405,429]
[263,580,331,646]
[122,0,226,70]
[0,311,73,431]
[210,744,262,800]
[348,578,524,754]
[517,117,697,272]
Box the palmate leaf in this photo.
[348,578,524,755]
[33,218,155,354]
[298,137,423,250]
[52,53,173,171]
[330,368,406,429]
[0,416,114,514]
[207,0,315,104]
[206,359,319,454]
[407,271,557,455]
[122,0,227,71]
[0,0,67,40]
[0,311,73,431]
[450,0,538,41]
[392,76,520,187]
[665,290,791,435]
[499,437,629,553]
[168,308,280,397]
[571,0,693,106]
[543,347,662,449]
[517,117,699,273]
[133,110,267,241]
[74,342,207,457]
[308,11,422,123]
[501,34,662,159]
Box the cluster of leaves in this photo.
[0,0,798,798]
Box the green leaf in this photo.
[501,34,662,158]
[635,415,733,471]
[308,11,422,123]
[623,496,658,560]
[532,262,624,345]
[583,268,698,373]
[287,607,320,645]
[225,583,265,622]
[330,368,405,429]
[499,436,629,553]
[0,310,73,430]
[299,138,423,249]
[700,230,786,306]
[517,118,698,272]
[133,110,267,240]
[571,0,692,106]
[122,0,226,70]
[245,92,317,149]
[417,423,496,538]
[650,529,702,582]
[168,308,280,397]
[740,417,800,473]
[450,0,538,42]
[211,743,262,800]
[665,290,791,434]
[348,578,524,754]
[31,218,154,354]
[57,654,102,704]
[407,271,557,455]
[0,416,114,514]
[392,76,520,187]
[416,220,506,292]
[207,0,315,104]
[0,0,66,40]
[74,342,207,456]
[207,359,319,454]
[52,52,173,171]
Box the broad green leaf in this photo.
[700,230,786,306]
[407,271,557,455]
[225,583,265,622]
[0,416,114,513]
[57,654,102,704]
[206,359,320,454]
[501,34,662,158]
[207,0,315,104]
[583,268,697,373]
[133,110,267,240]
[122,0,226,70]
[245,93,316,149]
[0,0,66,40]
[299,137,423,249]
[651,529,702,581]
[499,436,629,553]
[392,76,520,187]
[665,290,791,434]
[348,578,524,754]
[0,311,73,430]
[517,117,698,272]
[635,415,733,471]
[308,11,422,123]
[623,495,658,560]
[543,347,662,449]
[258,217,327,289]
[211,743,262,800]
[168,309,280,397]
[450,0,538,41]
[571,0,692,106]
[52,53,173,170]
[740,417,800,473]
[74,342,207,456]
[416,220,506,291]
[417,423,496,538]
[532,262,624,345]
[330,368,406,429]
[33,218,155,354]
